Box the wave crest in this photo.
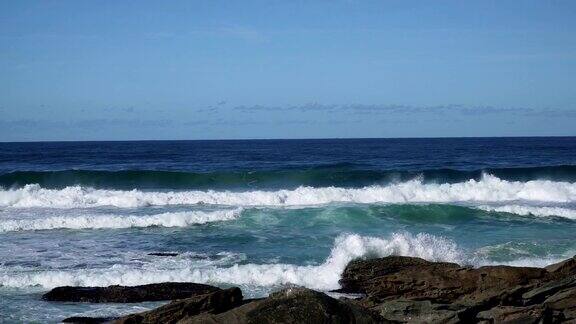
[0,232,463,290]
[0,209,243,232]
[1,174,575,208]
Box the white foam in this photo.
[477,205,576,219]
[0,209,242,232]
[0,232,464,290]
[1,174,575,208]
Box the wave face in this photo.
[1,174,575,208]
[1,165,576,190]
[0,209,242,232]
[0,232,465,290]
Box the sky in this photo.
[1,0,575,141]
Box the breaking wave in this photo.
[0,209,243,232]
[1,174,575,208]
[0,232,464,290]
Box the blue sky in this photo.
[1,0,575,141]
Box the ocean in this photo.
[1,137,576,322]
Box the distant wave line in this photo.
[1,174,575,208]
[1,164,576,189]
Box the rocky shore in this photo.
[48,255,576,323]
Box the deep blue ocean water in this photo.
[1,137,576,322]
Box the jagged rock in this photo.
[371,299,462,323]
[337,256,576,322]
[543,285,576,321]
[475,305,549,324]
[185,287,386,323]
[521,277,576,304]
[115,287,243,324]
[43,282,220,303]
[336,256,456,294]
[545,256,576,278]
[338,256,547,305]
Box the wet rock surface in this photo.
[183,287,385,324]
[115,287,244,324]
[55,255,576,323]
[338,255,576,323]
[43,282,220,303]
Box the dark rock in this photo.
[43,282,221,303]
[58,256,576,324]
[115,287,243,324]
[371,299,463,323]
[475,305,549,324]
[148,252,179,257]
[543,285,576,321]
[336,256,458,294]
[185,287,386,323]
[338,256,547,305]
[62,316,117,323]
[337,256,576,322]
[545,255,576,278]
[521,276,576,304]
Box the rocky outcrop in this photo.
[337,255,576,323]
[62,287,383,324]
[55,255,576,323]
[546,255,576,279]
[43,282,220,303]
[338,255,548,305]
[115,287,244,323]
[186,287,384,324]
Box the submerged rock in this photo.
[148,252,179,257]
[43,282,220,303]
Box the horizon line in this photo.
[1,134,575,144]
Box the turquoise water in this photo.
[1,138,575,322]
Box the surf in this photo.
[2,174,575,208]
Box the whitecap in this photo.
[1,174,575,209]
[0,208,243,232]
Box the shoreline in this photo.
[45,255,576,323]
